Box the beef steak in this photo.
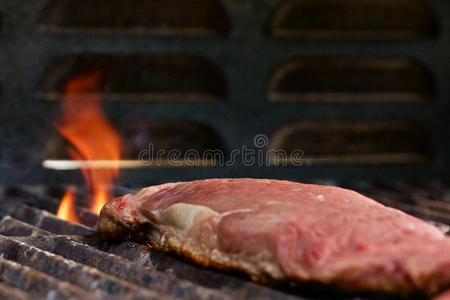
[98,178,450,297]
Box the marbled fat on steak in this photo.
[98,178,450,297]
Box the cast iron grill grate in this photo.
[0,182,449,299]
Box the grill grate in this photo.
[0,182,449,299]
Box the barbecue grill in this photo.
[0,181,449,299]
[0,0,450,299]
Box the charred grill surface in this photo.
[0,181,449,300]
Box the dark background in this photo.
[0,0,449,188]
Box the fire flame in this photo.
[56,186,80,223]
[55,70,122,219]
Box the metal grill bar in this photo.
[0,216,51,236]
[0,283,29,300]
[0,198,95,235]
[0,257,97,299]
[6,186,99,227]
[12,235,236,300]
[0,235,167,299]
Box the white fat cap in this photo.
[150,203,219,234]
[149,203,253,235]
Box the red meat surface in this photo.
[98,178,450,297]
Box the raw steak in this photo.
[98,178,450,297]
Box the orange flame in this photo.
[56,186,80,223]
[56,70,122,218]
